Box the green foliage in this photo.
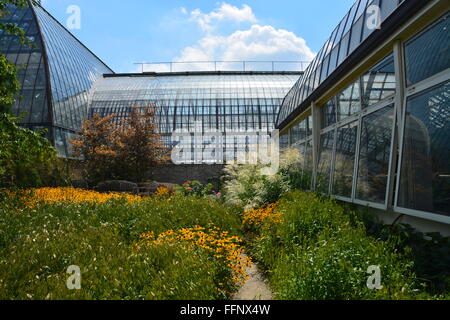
[0,1,30,43]
[173,180,214,197]
[364,218,450,296]
[0,195,242,299]
[0,0,37,114]
[222,163,289,210]
[222,148,306,210]
[0,55,21,114]
[0,113,62,188]
[249,191,434,300]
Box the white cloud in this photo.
[142,3,315,72]
[171,25,315,71]
[189,3,257,33]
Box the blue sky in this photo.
[40,0,355,73]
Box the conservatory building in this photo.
[1,0,449,231]
[0,2,300,160]
[276,0,449,229]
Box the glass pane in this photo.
[357,104,395,203]
[362,53,396,108]
[280,133,289,149]
[398,81,450,216]
[337,80,361,121]
[348,16,363,54]
[322,97,337,128]
[316,130,335,194]
[333,121,358,198]
[405,13,449,86]
[303,139,314,190]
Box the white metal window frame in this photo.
[326,97,396,209]
[393,69,450,224]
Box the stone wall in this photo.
[151,164,227,188]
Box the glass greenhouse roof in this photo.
[276,0,404,128]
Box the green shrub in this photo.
[0,195,242,299]
[0,113,65,188]
[249,191,424,300]
[173,180,214,197]
[222,163,289,210]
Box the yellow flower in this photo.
[242,202,282,227]
[137,225,251,284]
[13,187,142,208]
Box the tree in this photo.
[0,113,59,188]
[71,114,119,185]
[0,55,21,114]
[0,0,34,114]
[114,106,168,182]
[71,106,168,185]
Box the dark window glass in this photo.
[333,121,358,198]
[380,0,399,21]
[316,130,335,194]
[280,133,289,149]
[398,81,450,216]
[362,0,380,40]
[337,80,361,121]
[337,32,350,65]
[357,104,395,203]
[303,139,314,190]
[405,13,449,86]
[362,53,396,108]
[322,98,337,128]
[348,15,363,54]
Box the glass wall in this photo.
[90,73,300,164]
[356,105,394,203]
[396,11,449,218]
[281,9,450,222]
[398,81,450,216]
[316,130,335,194]
[404,12,449,86]
[0,4,49,125]
[287,51,397,206]
[33,5,113,157]
[277,0,402,127]
[0,3,113,157]
[333,121,358,198]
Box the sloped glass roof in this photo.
[276,0,403,128]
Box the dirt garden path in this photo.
[233,254,273,300]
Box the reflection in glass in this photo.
[333,121,358,198]
[362,53,396,108]
[405,13,449,86]
[337,80,361,121]
[398,81,450,216]
[91,74,299,163]
[316,130,335,194]
[356,105,394,203]
[276,0,402,128]
[322,98,337,128]
[303,139,314,190]
[280,133,289,149]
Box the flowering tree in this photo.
[71,114,119,184]
[71,106,168,185]
[114,106,169,182]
